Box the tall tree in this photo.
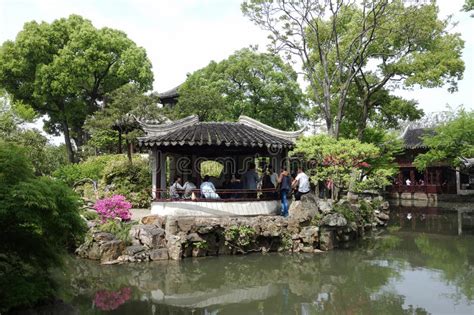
[0,15,153,162]
[242,0,464,138]
[84,84,166,162]
[171,47,305,130]
[242,0,390,136]
[1,90,68,175]
[414,109,474,171]
[0,142,85,313]
[463,0,474,16]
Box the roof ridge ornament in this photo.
[238,115,305,143]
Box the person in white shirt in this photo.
[200,175,220,199]
[405,178,412,186]
[182,178,197,199]
[268,165,278,188]
[169,176,184,199]
[292,167,311,200]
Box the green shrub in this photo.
[53,155,121,186]
[54,154,151,208]
[102,156,151,208]
[334,203,356,223]
[193,240,208,249]
[0,142,86,313]
[98,219,133,245]
[359,200,375,224]
[81,209,99,221]
[224,225,256,249]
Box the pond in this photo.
[53,202,474,314]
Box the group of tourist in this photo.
[168,164,311,217]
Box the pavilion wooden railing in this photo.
[152,188,281,202]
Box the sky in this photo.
[0,0,473,119]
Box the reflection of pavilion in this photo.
[391,204,474,236]
[148,284,280,309]
[138,115,304,216]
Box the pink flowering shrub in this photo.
[93,195,132,221]
[94,287,132,311]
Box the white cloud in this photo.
[0,0,472,142]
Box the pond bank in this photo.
[76,194,391,263]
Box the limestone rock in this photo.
[289,193,319,222]
[150,248,169,261]
[93,232,115,242]
[321,213,347,227]
[317,200,333,214]
[130,225,166,248]
[376,212,390,221]
[319,229,335,251]
[177,217,196,233]
[123,245,146,256]
[100,240,125,263]
[186,233,204,242]
[299,226,319,244]
[141,215,166,227]
[166,234,183,260]
[87,243,101,260]
[165,218,178,235]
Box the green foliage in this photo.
[81,209,99,221]
[279,232,293,251]
[414,109,474,170]
[54,154,151,207]
[359,200,375,224]
[224,225,256,249]
[242,1,464,137]
[84,83,166,156]
[0,15,154,161]
[170,47,305,130]
[53,155,118,186]
[291,135,386,199]
[463,0,474,16]
[0,142,86,312]
[102,156,151,208]
[193,241,208,250]
[1,93,68,175]
[334,203,356,223]
[97,220,132,245]
[200,160,224,178]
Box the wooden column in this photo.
[154,150,166,199]
[160,152,166,192]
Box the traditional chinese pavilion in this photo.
[390,127,458,199]
[138,115,304,216]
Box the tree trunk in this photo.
[118,130,123,154]
[62,118,75,163]
[126,138,132,164]
[357,98,370,140]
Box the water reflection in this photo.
[53,204,474,314]
[389,202,474,235]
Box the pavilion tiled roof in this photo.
[402,128,435,149]
[139,122,295,149]
[158,85,179,100]
[138,115,303,149]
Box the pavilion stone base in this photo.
[151,200,280,217]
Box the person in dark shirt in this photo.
[278,168,291,217]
